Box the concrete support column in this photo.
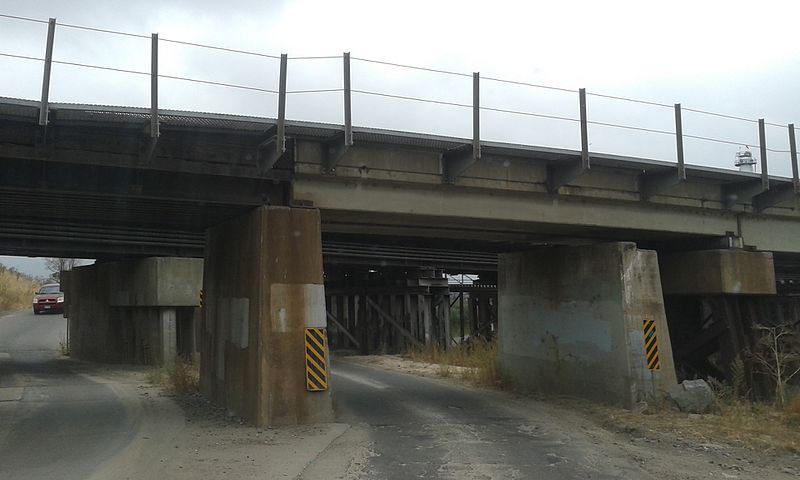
[201,206,332,426]
[498,242,677,408]
[160,308,177,365]
[63,257,202,366]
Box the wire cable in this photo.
[159,74,277,93]
[683,133,756,147]
[479,105,579,123]
[587,120,674,136]
[289,55,342,61]
[0,13,48,24]
[482,76,575,94]
[682,107,758,124]
[286,88,343,94]
[158,37,281,59]
[585,91,672,109]
[351,89,472,109]
[58,22,150,39]
[351,56,472,78]
[53,59,149,76]
[0,52,44,62]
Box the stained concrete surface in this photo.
[498,243,677,408]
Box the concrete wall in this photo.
[63,257,202,365]
[498,243,677,408]
[660,249,776,295]
[201,206,333,426]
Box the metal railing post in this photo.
[674,103,686,180]
[343,52,353,146]
[150,33,159,138]
[758,118,768,190]
[473,72,481,159]
[277,53,287,153]
[579,88,589,169]
[38,17,56,126]
[789,124,799,193]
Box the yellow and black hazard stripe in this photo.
[305,328,328,391]
[642,319,660,370]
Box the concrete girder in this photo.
[294,177,739,241]
[638,169,685,201]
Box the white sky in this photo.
[1,0,800,274]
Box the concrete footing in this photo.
[200,206,333,426]
[63,257,203,365]
[498,242,677,408]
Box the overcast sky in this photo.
[1,0,800,274]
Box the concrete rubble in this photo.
[668,379,715,414]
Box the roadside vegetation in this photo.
[591,390,800,454]
[406,340,502,387]
[596,320,800,454]
[147,359,200,395]
[0,264,38,312]
[404,322,800,454]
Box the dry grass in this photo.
[406,341,502,387]
[585,394,800,454]
[147,359,200,395]
[0,266,38,312]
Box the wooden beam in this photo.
[326,310,360,348]
[366,297,422,347]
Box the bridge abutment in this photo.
[498,242,677,408]
[200,205,333,426]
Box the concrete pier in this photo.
[200,206,333,426]
[498,242,677,408]
[63,257,203,365]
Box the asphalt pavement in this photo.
[330,358,640,479]
[0,310,136,480]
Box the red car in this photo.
[33,283,64,315]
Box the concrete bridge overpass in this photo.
[2,97,799,258]
[2,95,798,426]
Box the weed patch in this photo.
[147,359,200,395]
[406,341,502,388]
